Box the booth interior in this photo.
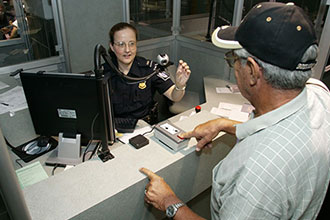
[0,0,329,220]
[0,34,239,220]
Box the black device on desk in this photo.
[20,71,115,165]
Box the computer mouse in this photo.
[23,137,51,155]
[37,136,50,147]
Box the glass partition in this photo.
[180,0,267,41]
[180,0,211,39]
[0,0,326,71]
[129,0,173,40]
[180,0,324,41]
[181,0,210,16]
[0,0,58,68]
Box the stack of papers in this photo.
[216,84,240,94]
[210,102,254,122]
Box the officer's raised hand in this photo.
[175,60,191,90]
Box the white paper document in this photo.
[179,110,196,121]
[216,87,231,94]
[0,86,28,115]
[218,102,242,111]
[216,85,241,94]
[210,102,253,122]
[15,161,48,189]
[0,81,9,90]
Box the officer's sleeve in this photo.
[151,69,174,94]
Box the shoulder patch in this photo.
[146,60,154,67]
[149,60,154,68]
[157,70,170,81]
[137,57,156,69]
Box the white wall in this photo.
[58,0,124,73]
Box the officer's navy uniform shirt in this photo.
[104,56,174,119]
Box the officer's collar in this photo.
[127,57,145,77]
[106,56,146,77]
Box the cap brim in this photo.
[211,26,242,49]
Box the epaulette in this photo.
[136,56,156,69]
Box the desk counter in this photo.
[6,76,247,219]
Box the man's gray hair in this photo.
[234,44,318,90]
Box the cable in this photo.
[51,164,66,175]
[15,159,23,168]
[6,138,33,167]
[142,124,156,136]
[82,113,99,162]
[88,141,100,160]
[94,44,168,85]
[103,52,160,84]
[83,141,100,161]
[51,164,58,175]
[4,137,16,150]
[116,138,125,145]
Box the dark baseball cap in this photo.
[212,2,318,71]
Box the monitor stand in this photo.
[45,133,82,166]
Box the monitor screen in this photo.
[20,71,115,164]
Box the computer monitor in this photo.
[20,71,115,165]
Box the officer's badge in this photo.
[157,71,170,81]
[138,81,147,89]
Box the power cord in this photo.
[51,163,66,176]
[82,113,99,162]
[5,137,31,167]
[142,124,156,136]
[83,141,101,161]
[15,159,23,168]
[4,137,16,150]
[52,164,59,176]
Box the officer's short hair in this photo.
[109,22,138,45]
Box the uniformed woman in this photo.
[104,22,191,124]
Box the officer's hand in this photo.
[140,167,180,211]
[175,60,191,89]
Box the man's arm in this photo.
[140,168,205,220]
[180,118,240,151]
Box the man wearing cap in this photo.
[140,2,330,220]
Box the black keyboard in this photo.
[114,117,138,133]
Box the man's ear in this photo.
[247,57,261,86]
